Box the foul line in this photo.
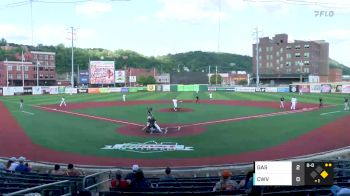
[34,105,144,127]
[320,111,342,115]
[181,107,319,128]
[22,111,35,115]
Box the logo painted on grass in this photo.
[101,141,194,153]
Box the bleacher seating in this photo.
[0,169,84,195]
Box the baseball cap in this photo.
[132,164,139,171]
[221,170,232,178]
[18,156,26,162]
[9,157,16,161]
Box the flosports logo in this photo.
[101,141,194,153]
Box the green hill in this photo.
[1,40,349,75]
[329,58,350,75]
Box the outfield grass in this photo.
[0,92,349,159]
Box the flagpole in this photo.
[36,59,39,86]
[22,50,24,87]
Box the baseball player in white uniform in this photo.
[20,99,24,110]
[344,97,349,111]
[122,94,126,102]
[59,96,66,107]
[172,98,178,111]
[291,96,297,110]
[209,93,213,100]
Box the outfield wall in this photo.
[1,83,350,96]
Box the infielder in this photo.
[280,96,285,109]
[59,96,67,107]
[291,96,297,110]
[19,99,23,110]
[172,98,178,111]
[122,94,126,102]
[209,92,213,100]
[344,97,349,111]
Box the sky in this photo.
[0,0,350,66]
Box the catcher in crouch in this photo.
[144,115,165,134]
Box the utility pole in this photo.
[254,26,261,87]
[215,66,218,85]
[208,65,211,85]
[69,27,76,88]
[217,0,221,53]
[30,0,34,45]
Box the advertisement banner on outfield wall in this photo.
[128,87,138,93]
[2,87,24,96]
[48,86,58,94]
[88,88,100,94]
[298,85,310,93]
[289,85,299,93]
[162,85,170,92]
[342,85,350,93]
[277,87,289,93]
[65,88,77,94]
[208,87,216,91]
[216,87,236,91]
[310,84,321,93]
[236,87,255,92]
[109,87,121,93]
[335,85,342,93]
[156,85,162,92]
[255,87,266,92]
[99,88,111,93]
[331,84,339,93]
[147,85,156,92]
[58,86,65,94]
[321,84,332,93]
[0,88,3,96]
[23,87,33,95]
[32,86,42,95]
[121,87,129,93]
[334,85,342,93]
[78,88,88,93]
[265,87,278,93]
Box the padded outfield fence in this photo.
[0,82,350,96]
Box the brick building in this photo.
[252,34,329,85]
[0,51,56,86]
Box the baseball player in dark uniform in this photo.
[280,96,285,109]
[319,97,323,108]
[344,97,349,111]
[20,99,24,110]
[195,95,199,103]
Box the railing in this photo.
[4,180,71,196]
[83,170,112,192]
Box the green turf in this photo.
[1,92,349,159]
[74,103,279,124]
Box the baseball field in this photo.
[0,92,349,167]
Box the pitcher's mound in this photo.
[158,108,193,113]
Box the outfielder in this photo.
[122,94,126,102]
[344,97,349,111]
[19,99,23,110]
[209,92,213,100]
[291,96,297,110]
[59,96,66,107]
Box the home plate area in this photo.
[117,123,207,137]
[158,107,194,112]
